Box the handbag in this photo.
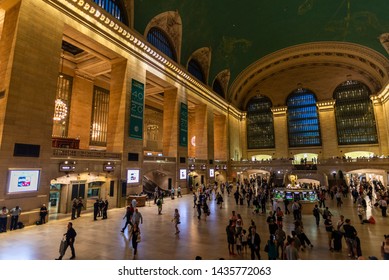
[136,233,141,243]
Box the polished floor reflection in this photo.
[0,190,387,260]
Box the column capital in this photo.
[316,100,335,111]
[370,94,382,106]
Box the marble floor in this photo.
[0,190,387,260]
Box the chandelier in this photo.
[53,98,68,121]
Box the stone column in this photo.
[163,88,180,157]
[68,72,94,149]
[214,114,227,160]
[371,95,389,155]
[316,100,338,159]
[193,103,208,159]
[107,59,127,153]
[271,107,288,158]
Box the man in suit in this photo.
[248,226,261,260]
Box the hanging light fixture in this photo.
[53,98,68,120]
[59,50,64,78]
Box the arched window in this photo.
[334,80,378,145]
[93,0,128,25]
[188,59,206,83]
[287,89,321,147]
[147,27,177,62]
[246,96,275,149]
[213,79,224,98]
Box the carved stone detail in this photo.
[187,47,211,84]
[214,69,230,99]
[380,33,389,56]
[145,11,182,63]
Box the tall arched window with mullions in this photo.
[92,0,129,25]
[334,80,378,145]
[246,96,275,149]
[147,27,177,62]
[213,79,224,98]
[188,59,206,83]
[287,89,321,147]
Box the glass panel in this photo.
[287,89,321,147]
[90,86,110,146]
[188,59,206,83]
[334,80,378,145]
[147,27,176,61]
[92,0,126,23]
[246,96,275,149]
[213,79,224,98]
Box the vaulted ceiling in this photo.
[134,0,389,108]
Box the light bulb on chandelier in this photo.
[53,98,68,120]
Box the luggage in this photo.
[59,238,67,256]
[368,216,376,224]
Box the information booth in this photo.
[273,187,318,214]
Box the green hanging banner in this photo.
[129,79,144,140]
[180,102,188,147]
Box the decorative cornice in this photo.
[317,100,335,111]
[45,0,244,119]
[271,106,287,116]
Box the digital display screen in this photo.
[8,169,40,193]
[286,192,293,200]
[127,169,140,184]
[179,169,187,180]
[209,168,214,177]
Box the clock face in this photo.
[191,136,196,147]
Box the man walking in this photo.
[248,226,261,260]
[312,204,320,227]
[56,222,77,260]
[132,208,143,226]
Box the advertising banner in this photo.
[129,79,144,139]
